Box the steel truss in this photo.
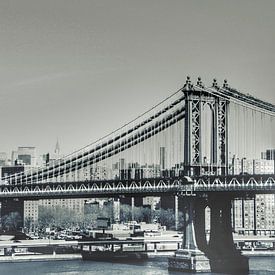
[0,174,275,199]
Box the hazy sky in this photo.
[0,0,274,156]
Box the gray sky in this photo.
[0,0,275,156]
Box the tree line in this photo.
[1,203,184,233]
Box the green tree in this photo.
[38,206,55,230]
[120,204,132,222]
[24,216,34,233]
[2,212,22,231]
[154,208,175,229]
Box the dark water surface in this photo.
[0,257,274,275]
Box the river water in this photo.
[0,257,274,275]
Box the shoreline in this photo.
[0,250,274,264]
[0,253,82,263]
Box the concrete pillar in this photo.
[168,197,210,272]
[181,198,198,250]
[208,196,239,254]
[208,195,249,274]
[160,195,175,210]
[120,196,131,205]
[194,199,208,253]
[113,198,120,222]
[127,196,143,221]
[134,197,143,207]
[131,197,135,221]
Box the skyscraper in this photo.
[160,147,166,170]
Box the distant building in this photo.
[143,196,160,211]
[1,165,24,178]
[266,149,275,174]
[241,158,253,174]
[232,156,241,175]
[266,149,275,160]
[12,147,37,167]
[160,147,166,171]
[253,159,274,174]
[0,152,7,166]
[90,165,112,180]
[231,156,274,175]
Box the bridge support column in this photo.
[113,198,120,223]
[160,195,175,210]
[131,197,134,221]
[175,195,179,230]
[168,197,210,272]
[194,199,208,253]
[208,195,248,274]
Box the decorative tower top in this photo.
[182,76,194,91]
[223,79,229,88]
[212,78,219,89]
[196,76,204,88]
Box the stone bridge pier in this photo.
[169,194,249,274]
[207,194,249,274]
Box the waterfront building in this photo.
[24,200,39,227]
[232,157,275,235]
[232,198,255,234]
[255,194,275,235]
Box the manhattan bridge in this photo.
[1,77,275,273]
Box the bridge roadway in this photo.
[0,174,275,199]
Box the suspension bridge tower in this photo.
[183,76,229,176]
[169,77,248,273]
